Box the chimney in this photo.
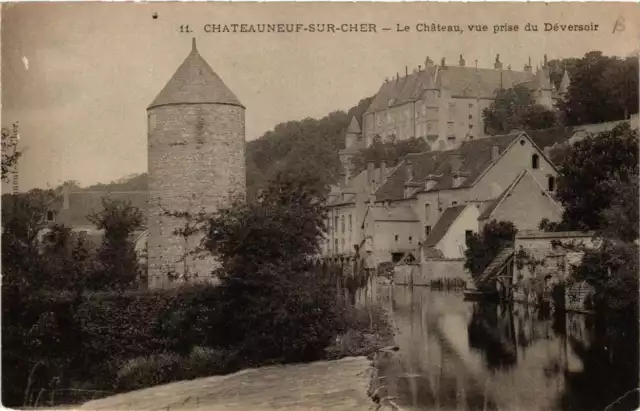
[441,57,446,68]
[491,145,500,161]
[380,161,387,180]
[405,160,413,182]
[450,153,462,173]
[494,54,503,70]
[425,56,433,68]
[344,172,350,187]
[405,66,409,76]
[418,64,422,71]
[367,161,375,191]
[543,147,551,158]
[544,54,548,67]
[524,56,532,73]
[396,72,399,83]
[459,54,465,67]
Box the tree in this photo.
[87,199,145,290]
[599,174,639,242]
[557,51,638,125]
[1,126,21,183]
[203,172,340,363]
[1,189,62,290]
[205,171,326,272]
[351,135,428,174]
[483,85,557,135]
[464,220,517,280]
[555,123,638,230]
[245,96,374,199]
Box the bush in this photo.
[464,220,517,279]
[326,303,394,360]
[1,284,225,407]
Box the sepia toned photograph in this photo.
[1,2,639,410]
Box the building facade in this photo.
[361,54,569,153]
[324,130,564,266]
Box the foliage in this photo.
[556,51,638,125]
[204,173,344,364]
[1,126,21,183]
[1,189,63,290]
[599,173,639,242]
[82,173,148,192]
[555,123,638,230]
[351,135,428,174]
[245,96,373,199]
[114,347,236,392]
[482,85,557,135]
[572,241,639,319]
[205,172,327,271]
[87,199,145,290]
[464,220,517,279]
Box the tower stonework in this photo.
[147,38,246,288]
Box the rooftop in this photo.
[148,38,243,110]
[374,131,525,202]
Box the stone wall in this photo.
[512,230,597,311]
[148,103,246,288]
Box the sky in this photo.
[2,2,638,191]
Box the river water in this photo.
[375,286,639,411]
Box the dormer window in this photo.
[532,154,540,169]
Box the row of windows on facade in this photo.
[375,107,476,127]
[328,214,353,234]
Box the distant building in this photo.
[361,54,568,152]
[324,130,562,266]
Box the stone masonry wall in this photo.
[148,103,246,288]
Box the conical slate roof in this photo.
[346,116,361,134]
[148,38,243,110]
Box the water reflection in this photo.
[377,286,639,411]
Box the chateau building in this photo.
[360,54,569,154]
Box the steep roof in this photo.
[346,117,361,134]
[477,171,524,221]
[478,169,562,221]
[148,38,243,110]
[365,65,537,114]
[374,132,523,202]
[424,204,468,247]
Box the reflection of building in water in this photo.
[380,287,593,411]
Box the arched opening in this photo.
[532,154,540,169]
[548,175,556,191]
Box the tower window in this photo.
[532,154,540,169]
[548,176,556,191]
[394,235,399,242]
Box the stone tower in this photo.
[147,38,246,288]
